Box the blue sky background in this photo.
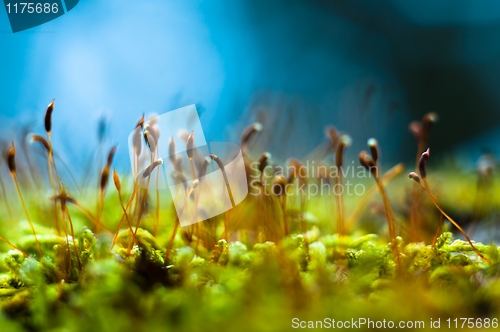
[0,1,230,171]
[0,0,405,171]
[2,0,500,176]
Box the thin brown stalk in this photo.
[209,154,235,240]
[124,183,143,253]
[31,135,53,187]
[273,175,288,236]
[52,188,81,267]
[409,113,437,242]
[258,153,271,184]
[137,128,158,235]
[424,183,489,262]
[55,193,110,233]
[346,163,404,231]
[42,100,65,243]
[61,199,82,271]
[373,176,397,243]
[130,188,150,252]
[0,236,29,258]
[31,135,50,152]
[165,180,199,264]
[164,217,179,265]
[209,154,235,207]
[287,164,310,259]
[110,170,138,250]
[127,159,163,252]
[409,172,490,263]
[132,188,150,250]
[58,199,72,272]
[154,175,161,238]
[31,134,62,235]
[7,143,43,259]
[431,214,444,248]
[334,135,351,237]
[373,175,401,273]
[186,131,200,251]
[96,166,109,234]
[359,149,401,275]
[76,201,109,231]
[96,147,117,234]
[144,124,161,238]
[289,159,307,230]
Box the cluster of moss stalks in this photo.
[0,102,499,331]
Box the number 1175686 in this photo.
[5,2,59,14]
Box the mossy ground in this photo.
[0,165,499,332]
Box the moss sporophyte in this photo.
[0,101,498,331]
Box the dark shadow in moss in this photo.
[131,249,177,291]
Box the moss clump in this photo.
[0,227,497,331]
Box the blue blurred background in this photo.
[1,0,500,173]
